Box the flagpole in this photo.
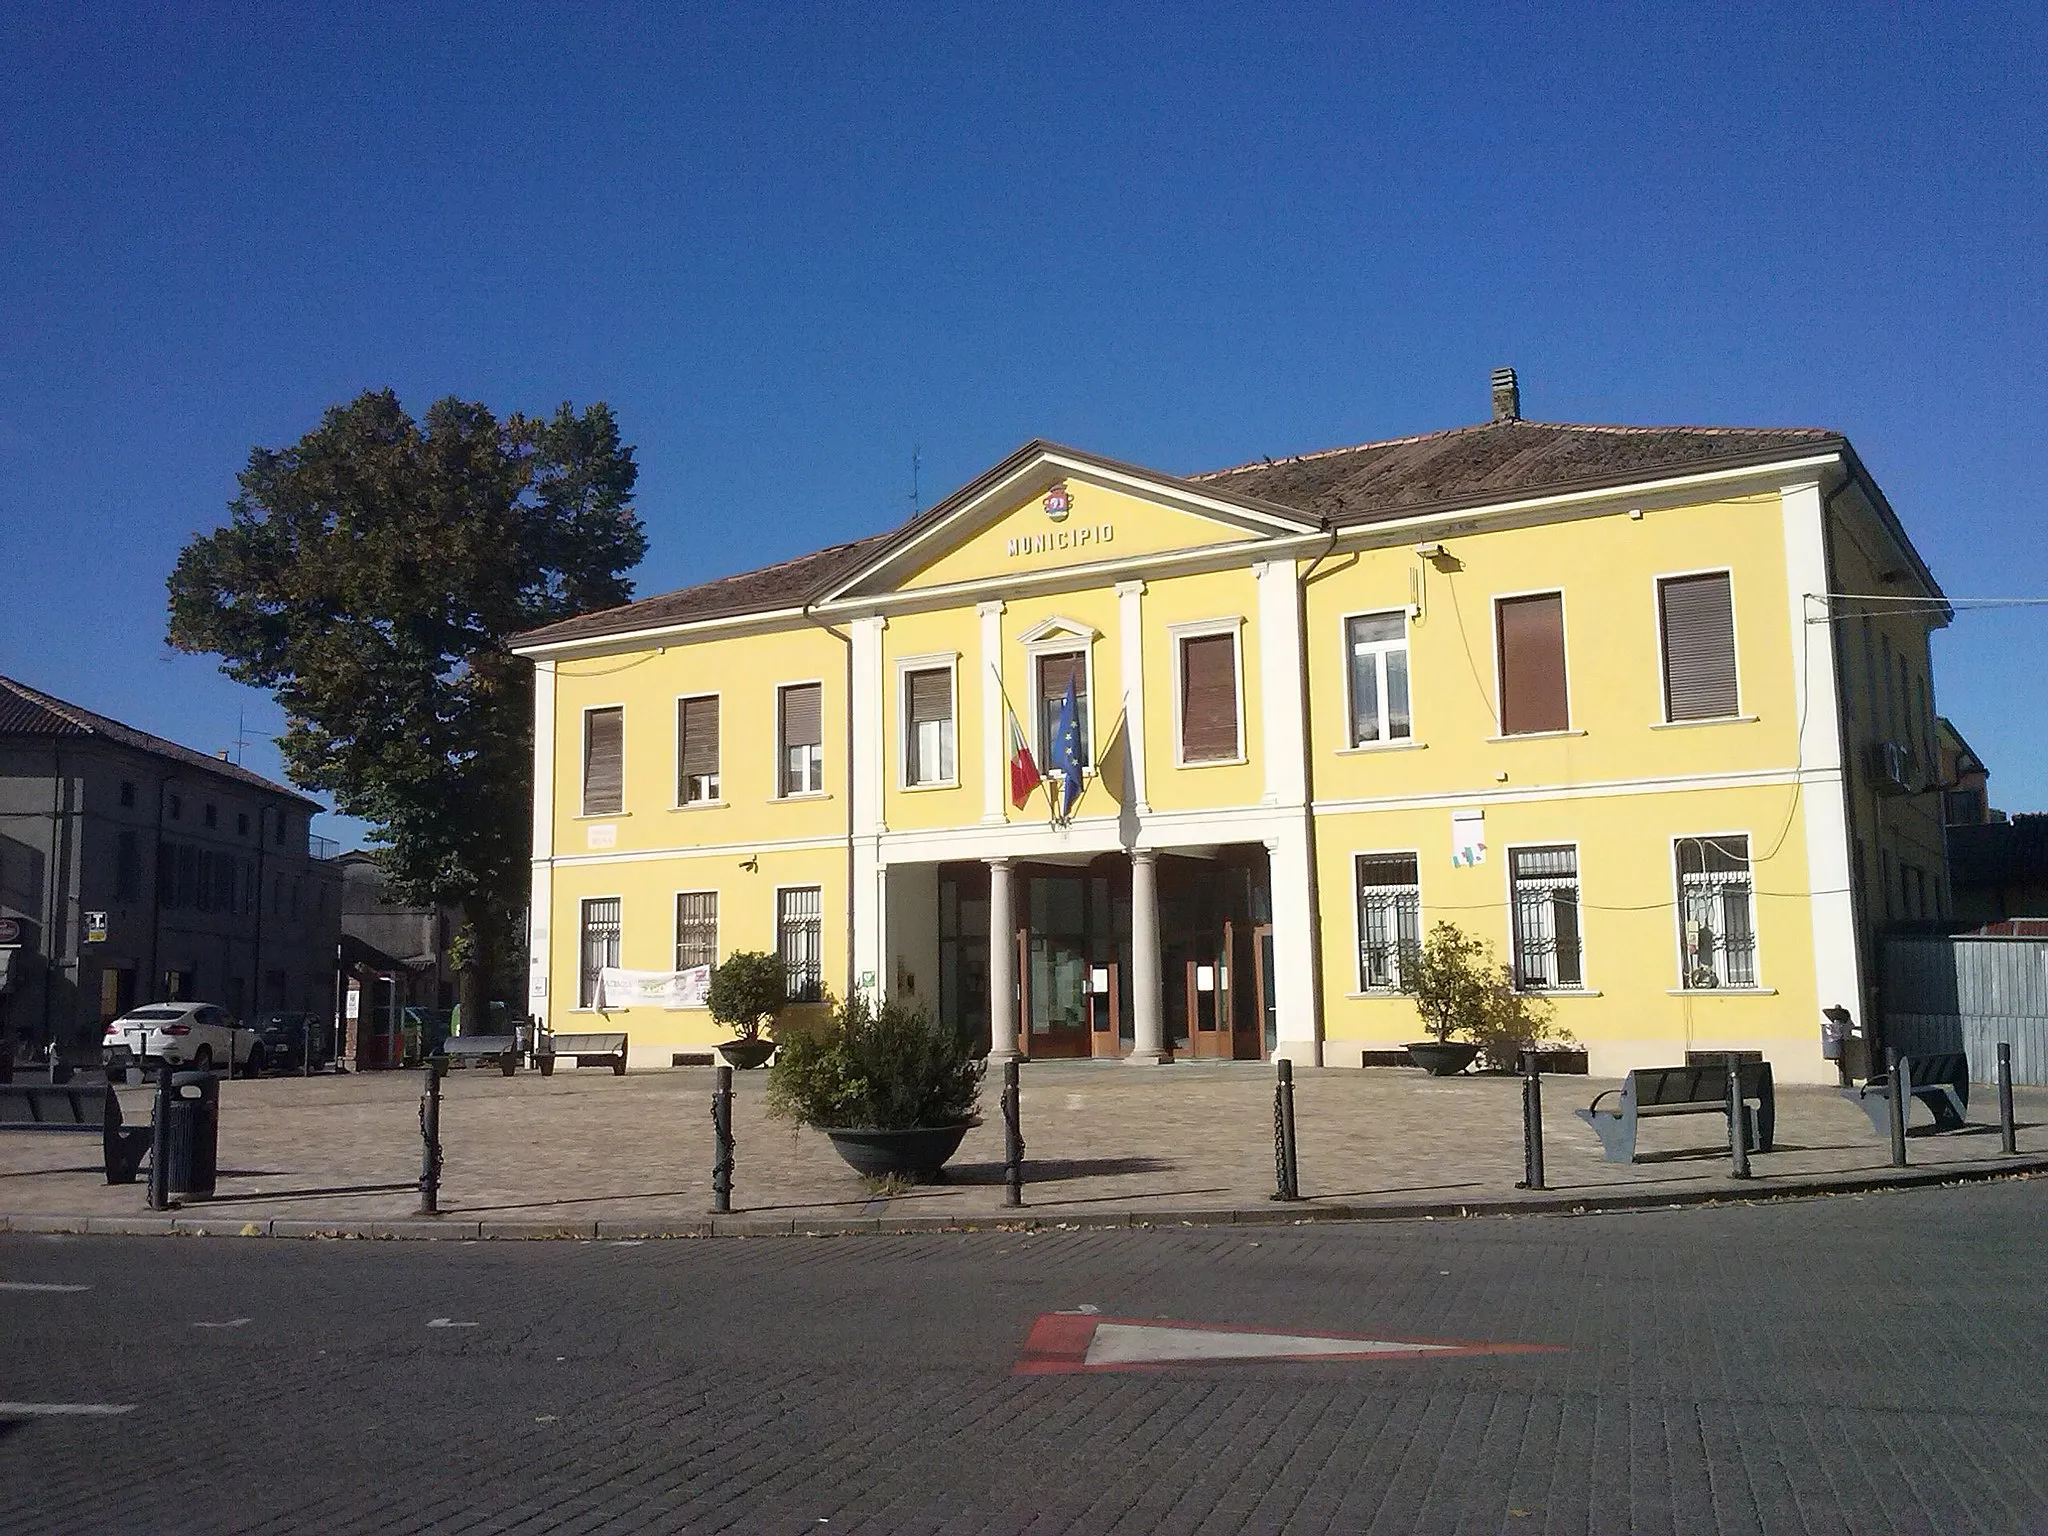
[989,663,1059,825]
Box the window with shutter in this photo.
[1035,651,1091,768]
[582,707,624,816]
[1347,612,1412,745]
[778,683,824,796]
[1178,631,1240,762]
[904,667,956,786]
[1659,573,1739,721]
[678,695,720,804]
[1496,593,1568,735]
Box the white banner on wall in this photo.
[595,966,710,1012]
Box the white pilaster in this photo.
[1115,581,1150,814]
[852,615,888,1003]
[1127,849,1169,1064]
[978,600,1007,825]
[1255,559,1307,808]
[528,660,557,1031]
[1782,479,1865,1045]
[1267,825,1321,1065]
[987,856,1019,1064]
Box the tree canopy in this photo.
[168,390,645,1013]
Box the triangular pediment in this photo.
[1016,616,1099,646]
[823,442,1315,602]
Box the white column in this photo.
[1115,581,1150,814]
[986,856,1019,1064]
[1267,826,1321,1066]
[979,600,1007,825]
[851,616,888,1004]
[1784,478,1866,1068]
[1255,559,1307,808]
[527,660,557,1032]
[1127,848,1168,1064]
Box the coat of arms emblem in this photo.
[1042,482,1072,522]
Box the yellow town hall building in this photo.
[512,372,1949,1084]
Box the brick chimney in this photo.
[1491,367,1520,423]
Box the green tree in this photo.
[706,951,787,1042]
[1401,920,1495,1043]
[167,390,645,1024]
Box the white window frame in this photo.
[1504,841,1587,992]
[895,652,961,791]
[579,702,627,818]
[776,883,825,1003]
[1352,850,1422,994]
[1167,616,1247,769]
[673,888,719,980]
[1022,629,1098,781]
[1341,608,1414,749]
[674,691,724,808]
[1670,833,1762,990]
[774,678,828,799]
[576,894,623,1010]
[1652,567,1745,724]
[1489,588,1578,739]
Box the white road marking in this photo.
[193,1318,253,1329]
[1084,1323,1459,1366]
[0,1282,91,1293]
[0,1402,135,1416]
[427,1318,478,1329]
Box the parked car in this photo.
[252,1010,332,1073]
[103,1002,263,1077]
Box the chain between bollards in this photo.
[146,1062,174,1211]
[1271,1059,1302,1202]
[1516,1050,1546,1190]
[1998,1041,2016,1156]
[1724,1053,1751,1180]
[710,1064,734,1215]
[1001,1059,1024,1208]
[416,1057,445,1215]
[1886,1047,1909,1168]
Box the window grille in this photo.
[1355,852,1421,991]
[1676,836,1756,988]
[580,897,621,1008]
[779,886,824,1002]
[1510,845,1582,989]
[675,891,718,972]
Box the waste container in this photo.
[162,1070,220,1199]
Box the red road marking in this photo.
[1013,1313,1563,1375]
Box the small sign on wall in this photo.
[1452,808,1486,867]
[586,823,617,850]
[84,912,108,943]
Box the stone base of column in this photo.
[986,1045,1022,1067]
[1122,1047,1173,1066]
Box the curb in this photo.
[3,1157,2043,1241]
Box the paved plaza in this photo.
[2,1061,2041,1234]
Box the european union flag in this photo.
[1050,679,1084,821]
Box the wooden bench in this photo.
[1576,1061,1776,1164]
[436,1035,520,1076]
[0,1082,151,1184]
[537,1032,627,1077]
[1844,1052,1968,1135]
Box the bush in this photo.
[767,993,984,1131]
[1467,969,1578,1072]
[1400,921,1493,1043]
[707,951,785,1042]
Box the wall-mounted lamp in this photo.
[1414,541,1447,559]
[740,855,759,873]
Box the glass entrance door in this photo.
[1023,874,1091,1058]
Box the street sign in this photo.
[84,912,108,943]
[1014,1313,1561,1375]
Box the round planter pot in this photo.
[1405,1040,1480,1077]
[822,1121,977,1182]
[716,1038,776,1070]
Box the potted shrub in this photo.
[767,993,984,1180]
[1399,921,1490,1075]
[1467,970,1580,1074]
[707,951,785,1069]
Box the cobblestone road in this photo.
[3,1180,2046,1532]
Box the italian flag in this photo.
[1008,708,1042,809]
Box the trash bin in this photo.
[162,1070,220,1199]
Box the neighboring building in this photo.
[1936,717,1992,828]
[511,371,1950,1084]
[0,674,342,1069]
[1949,815,2048,932]
[338,849,455,1008]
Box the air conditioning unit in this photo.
[1868,740,1915,795]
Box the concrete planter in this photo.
[1405,1040,1480,1076]
[717,1038,776,1070]
[822,1122,976,1181]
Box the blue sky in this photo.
[2,2,2043,845]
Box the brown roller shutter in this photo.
[780,683,822,748]
[679,695,720,777]
[907,668,952,725]
[1497,593,1568,735]
[1660,573,1739,721]
[582,707,623,815]
[1038,652,1084,706]
[1179,633,1240,761]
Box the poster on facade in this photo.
[595,966,710,1011]
[1451,808,1486,867]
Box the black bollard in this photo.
[417,1058,444,1215]
[1999,1042,2017,1156]
[1725,1053,1751,1180]
[147,1063,174,1211]
[1270,1059,1302,1202]
[1886,1048,1909,1169]
[710,1064,734,1215]
[1002,1060,1024,1208]
[1516,1050,1546,1191]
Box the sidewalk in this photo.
[3,1062,2043,1238]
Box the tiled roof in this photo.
[513,418,1847,649]
[1190,419,1844,525]
[0,674,320,805]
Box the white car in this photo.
[103,1002,264,1078]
